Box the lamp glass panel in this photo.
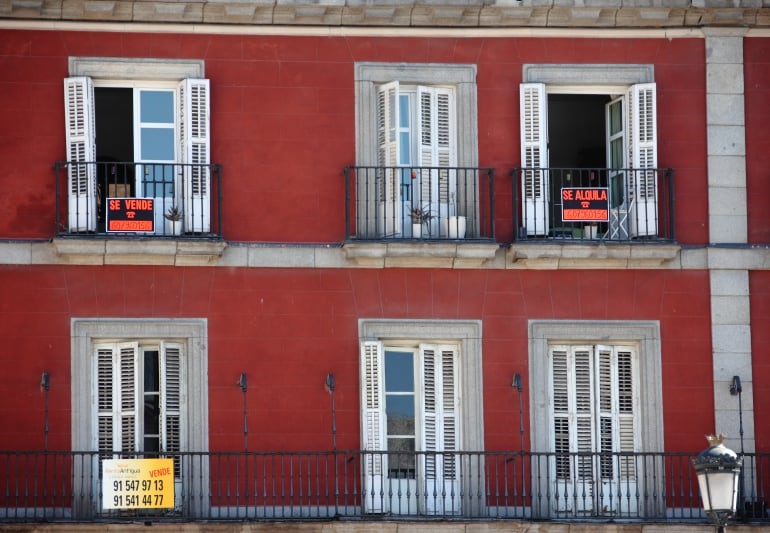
[698,470,738,512]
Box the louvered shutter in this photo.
[360,341,386,512]
[520,83,549,235]
[416,87,457,229]
[118,342,139,454]
[376,81,401,237]
[64,77,97,232]
[179,78,211,233]
[572,348,596,493]
[95,342,139,455]
[598,345,637,478]
[420,344,460,515]
[161,342,184,477]
[627,83,658,237]
[96,345,116,456]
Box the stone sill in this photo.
[342,241,501,268]
[52,237,227,266]
[507,242,681,269]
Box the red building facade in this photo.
[0,5,769,524]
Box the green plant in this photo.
[163,205,182,222]
[409,205,433,224]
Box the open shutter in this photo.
[520,83,549,235]
[96,345,116,456]
[118,342,139,454]
[64,77,97,232]
[360,341,386,513]
[161,343,183,467]
[376,81,401,237]
[417,87,457,234]
[179,78,211,233]
[420,344,460,515]
[627,83,658,237]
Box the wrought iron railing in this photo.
[343,166,495,242]
[511,167,675,243]
[2,450,768,523]
[53,161,223,238]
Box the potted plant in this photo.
[163,205,182,236]
[409,205,433,238]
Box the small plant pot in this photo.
[446,216,466,239]
[412,222,422,238]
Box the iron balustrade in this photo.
[54,161,223,238]
[511,167,675,243]
[343,166,495,242]
[1,449,768,523]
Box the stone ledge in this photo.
[52,237,227,266]
[1,0,769,28]
[342,241,500,268]
[507,242,681,269]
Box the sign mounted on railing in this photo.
[102,458,174,510]
[107,198,155,232]
[561,187,609,222]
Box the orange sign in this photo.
[561,187,609,222]
[107,198,155,232]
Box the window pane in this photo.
[144,394,160,434]
[387,437,416,479]
[140,91,174,123]
[141,128,175,161]
[384,351,414,392]
[144,351,160,392]
[386,395,415,436]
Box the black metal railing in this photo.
[54,161,223,238]
[343,166,495,242]
[511,167,675,243]
[3,449,768,523]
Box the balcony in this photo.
[54,161,223,239]
[342,166,498,267]
[344,166,495,242]
[511,167,675,243]
[1,449,768,523]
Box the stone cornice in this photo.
[1,1,768,29]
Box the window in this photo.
[95,341,184,461]
[519,64,658,239]
[529,320,663,519]
[359,319,483,515]
[355,63,478,239]
[71,318,208,517]
[64,58,210,234]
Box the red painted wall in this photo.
[746,38,770,244]
[0,265,712,452]
[0,30,708,243]
[751,271,770,452]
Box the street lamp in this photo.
[692,434,742,533]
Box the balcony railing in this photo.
[511,167,675,243]
[54,161,223,238]
[2,449,768,523]
[344,166,495,242]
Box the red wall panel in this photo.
[0,266,712,452]
[746,38,770,244]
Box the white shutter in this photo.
[179,78,211,233]
[64,77,96,232]
[161,343,184,474]
[360,341,386,513]
[417,87,457,232]
[520,83,549,235]
[96,345,116,455]
[420,344,460,515]
[376,81,401,237]
[118,342,139,454]
[95,342,139,455]
[628,83,658,237]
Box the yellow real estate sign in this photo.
[102,458,175,510]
